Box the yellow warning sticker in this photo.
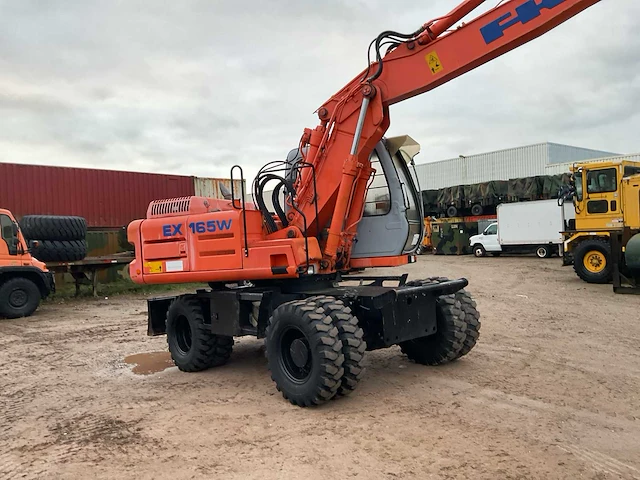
[426,51,443,74]
[145,261,163,273]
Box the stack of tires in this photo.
[19,215,88,262]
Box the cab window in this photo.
[485,224,497,235]
[624,166,640,177]
[586,168,617,194]
[0,214,18,255]
[363,151,391,216]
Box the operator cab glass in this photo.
[363,152,391,216]
[394,150,423,252]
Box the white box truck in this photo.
[469,199,575,259]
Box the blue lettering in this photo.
[163,224,183,237]
[480,0,566,44]
[216,219,233,231]
[187,219,233,235]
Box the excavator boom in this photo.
[288,0,600,270]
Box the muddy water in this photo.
[124,351,174,375]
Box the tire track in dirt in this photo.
[558,445,640,479]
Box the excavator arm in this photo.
[283,0,600,271]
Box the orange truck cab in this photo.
[0,208,55,319]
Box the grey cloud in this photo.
[0,0,638,183]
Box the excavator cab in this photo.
[350,136,424,258]
[271,135,424,261]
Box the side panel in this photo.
[623,179,640,230]
[133,208,322,284]
[497,199,566,245]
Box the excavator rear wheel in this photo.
[306,295,367,397]
[399,277,480,365]
[166,296,233,372]
[265,298,345,407]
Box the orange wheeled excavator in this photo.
[128,0,602,406]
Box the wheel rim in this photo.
[8,288,28,308]
[537,247,546,258]
[475,247,483,257]
[584,250,606,273]
[279,326,312,384]
[174,315,192,354]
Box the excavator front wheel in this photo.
[265,298,345,407]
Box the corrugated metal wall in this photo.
[194,177,245,200]
[416,143,548,190]
[0,163,196,227]
[547,143,618,164]
[415,142,622,190]
[544,153,640,175]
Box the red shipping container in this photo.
[0,163,195,227]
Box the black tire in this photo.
[535,245,552,259]
[456,289,481,358]
[573,238,613,284]
[0,277,41,319]
[166,296,233,372]
[30,240,87,262]
[446,206,458,218]
[306,295,366,397]
[265,298,345,407]
[471,204,484,216]
[473,244,486,258]
[399,277,480,365]
[19,215,87,241]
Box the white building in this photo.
[414,142,618,190]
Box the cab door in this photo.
[582,167,623,229]
[0,213,23,266]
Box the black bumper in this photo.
[347,278,468,350]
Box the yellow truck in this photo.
[561,159,640,293]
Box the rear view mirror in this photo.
[12,222,19,237]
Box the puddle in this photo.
[123,351,174,375]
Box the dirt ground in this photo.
[1,254,639,480]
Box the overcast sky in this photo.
[1,0,638,185]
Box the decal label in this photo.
[165,260,184,273]
[426,51,443,74]
[145,261,163,273]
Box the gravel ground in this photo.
[1,254,639,479]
